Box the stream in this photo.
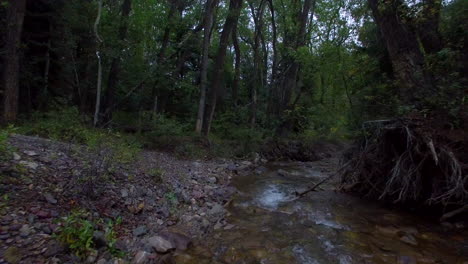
[176,159,468,264]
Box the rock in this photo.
[0,234,10,240]
[147,235,175,253]
[241,161,252,166]
[43,241,66,257]
[160,231,192,251]
[121,189,129,198]
[398,256,417,264]
[12,152,21,160]
[96,259,108,264]
[93,231,107,248]
[86,250,98,263]
[277,169,289,177]
[133,225,147,237]
[19,161,39,170]
[208,203,225,217]
[4,247,21,264]
[19,224,30,238]
[9,224,22,231]
[24,150,39,156]
[207,176,217,184]
[44,193,58,204]
[132,251,150,264]
[400,234,418,246]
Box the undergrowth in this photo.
[55,210,124,258]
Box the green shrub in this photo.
[19,107,90,143]
[55,210,123,258]
[0,125,15,160]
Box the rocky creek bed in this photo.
[0,135,249,264]
[0,135,467,264]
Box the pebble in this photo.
[147,235,174,253]
[132,225,147,237]
[44,193,58,204]
[19,225,30,237]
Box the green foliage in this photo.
[55,210,96,257]
[55,210,123,258]
[18,107,89,143]
[0,125,15,161]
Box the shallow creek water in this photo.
[177,160,468,264]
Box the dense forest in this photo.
[0,0,467,263]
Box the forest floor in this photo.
[0,134,258,264]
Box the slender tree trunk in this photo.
[248,0,266,128]
[152,0,177,119]
[368,0,434,105]
[103,0,132,124]
[196,0,218,133]
[232,23,241,106]
[266,0,278,121]
[93,0,103,127]
[201,0,243,136]
[2,0,26,123]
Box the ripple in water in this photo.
[256,184,293,209]
[292,245,321,264]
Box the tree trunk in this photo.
[2,0,26,123]
[232,22,241,106]
[196,0,218,133]
[152,0,177,118]
[201,0,243,136]
[103,0,132,124]
[248,0,266,128]
[368,0,434,105]
[93,0,103,127]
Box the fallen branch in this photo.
[294,162,349,198]
[440,204,468,222]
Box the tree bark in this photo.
[196,0,218,133]
[201,0,243,136]
[276,0,314,131]
[368,0,434,105]
[2,0,26,123]
[232,22,241,106]
[248,0,266,128]
[93,0,103,127]
[103,0,132,124]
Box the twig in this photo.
[440,204,468,222]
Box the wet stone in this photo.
[133,225,147,237]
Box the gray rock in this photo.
[121,189,129,198]
[96,259,108,264]
[208,203,225,216]
[159,231,192,251]
[93,231,107,248]
[19,161,39,170]
[207,176,217,184]
[43,241,65,257]
[44,193,58,204]
[147,235,174,253]
[24,150,39,156]
[12,152,21,161]
[19,225,30,238]
[86,251,98,263]
[132,225,147,237]
[400,234,418,246]
[397,256,417,264]
[132,251,150,264]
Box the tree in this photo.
[196,0,219,133]
[103,0,132,124]
[201,0,243,135]
[2,0,26,123]
[368,0,434,105]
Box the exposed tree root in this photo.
[340,116,468,216]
